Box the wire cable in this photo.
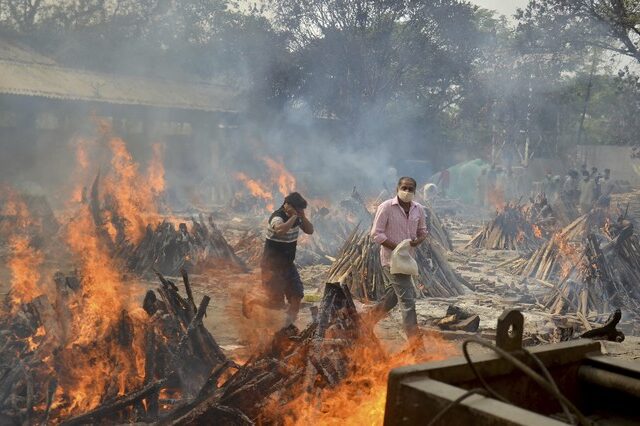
[462,338,590,425]
[426,388,488,426]
[426,337,591,425]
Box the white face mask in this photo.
[397,190,414,203]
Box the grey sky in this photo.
[469,0,529,17]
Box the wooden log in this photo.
[143,328,159,419]
[180,269,197,315]
[60,379,168,426]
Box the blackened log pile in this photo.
[124,214,248,276]
[231,228,264,267]
[326,227,469,302]
[0,271,228,425]
[466,202,544,251]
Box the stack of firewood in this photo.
[326,227,469,301]
[0,270,228,425]
[466,202,544,251]
[501,207,640,318]
[123,214,247,276]
[424,203,453,251]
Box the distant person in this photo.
[244,192,314,325]
[591,166,598,178]
[503,166,516,201]
[368,177,427,341]
[487,164,498,194]
[435,169,450,197]
[593,174,602,203]
[476,169,487,207]
[549,175,562,203]
[580,164,588,176]
[562,170,580,205]
[579,172,595,214]
[601,168,616,196]
[543,170,554,195]
[422,183,438,203]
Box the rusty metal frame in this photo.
[384,339,601,425]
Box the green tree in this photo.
[517,0,640,62]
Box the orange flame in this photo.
[234,172,275,211]
[0,187,31,228]
[56,202,147,416]
[554,233,580,279]
[70,138,92,203]
[263,157,296,197]
[533,224,543,239]
[1,189,45,310]
[147,142,166,195]
[270,331,456,425]
[234,172,273,201]
[47,122,156,416]
[8,235,43,309]
[100,134,161,244]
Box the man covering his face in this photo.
[245,192,314,325]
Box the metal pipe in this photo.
[578,365,640,398]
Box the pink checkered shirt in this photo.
[370,196,428,267]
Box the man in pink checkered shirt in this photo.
[369,176,428,339]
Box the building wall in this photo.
[0,94,236,208]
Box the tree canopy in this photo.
[1,0,639,168]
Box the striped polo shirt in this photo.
[263,208,302,265]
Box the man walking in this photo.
[368,177,428,340]
[244,192,314,325]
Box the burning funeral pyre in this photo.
[162,282,454,425]
[0,269,228,425]
[505,208,640,319]
[466,201,545,251]
[88,174,246,277]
